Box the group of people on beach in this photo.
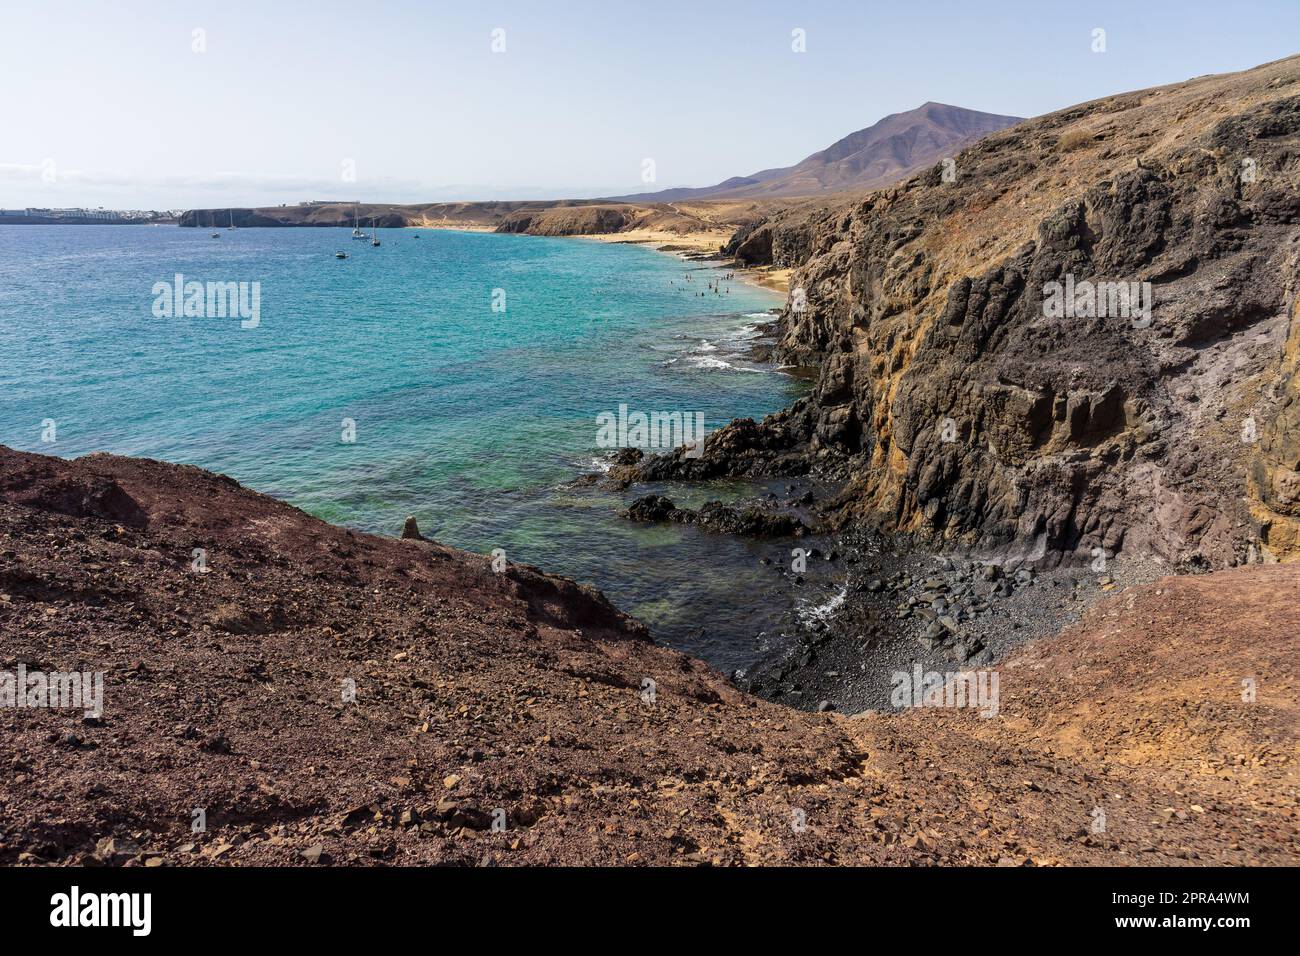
[670,270,733,297]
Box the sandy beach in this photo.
[409,219,497,232]
[581,228,792,294]
[582,227,732,254]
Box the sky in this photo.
[2,0,1297,209]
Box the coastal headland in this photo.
[178,196,810,292]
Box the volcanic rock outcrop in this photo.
[651,55,1300,570]
[625,494,808,537]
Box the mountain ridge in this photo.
[611,102,1024,202]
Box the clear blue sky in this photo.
[2,0,1296,208]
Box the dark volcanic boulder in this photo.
[636,412,818,482]
[625,494,808,537]
[691,501,808,537]
[626,494,677,521]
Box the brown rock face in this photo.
[1249,295,1300,555]
[674,56,1300,569]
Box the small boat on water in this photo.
[228,210,237,230]
[371,219,381,247]
[335,251,348,259]
[351,206,365,240]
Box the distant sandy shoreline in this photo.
[578,228,791,296]
[410,221,791,296]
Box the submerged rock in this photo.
[625,494,677,522]
[624,494,809,537]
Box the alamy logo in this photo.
[890,664,999,718]
[1,665,103,718]
[151,274,261,328]
[596,403,706,458]
[50,886,151,936]
[1042,274,1152,328]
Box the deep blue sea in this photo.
[0,224,810,670]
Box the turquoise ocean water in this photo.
[0,225,806,670]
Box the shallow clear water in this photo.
[0,224,807,670]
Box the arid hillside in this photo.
[180,199,578,231]
[0,446,1294,865]
[616,102,1023,202]
[177,197,802,248]
[176,104,1020,241]
[652,55,1300,571]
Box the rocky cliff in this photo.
[660,56,1300,570]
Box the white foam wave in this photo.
[686,355,764,373]
[799,585,848,626]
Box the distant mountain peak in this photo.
[613,103,1023,203]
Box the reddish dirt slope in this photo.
[0,447,1294,865]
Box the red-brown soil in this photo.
[0,447,1294,865]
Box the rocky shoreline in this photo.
[738,523,1167,713]
[579,252,1162,716]
[599,55,1300,714]
[609,459,1164,715]
[634,56,1300,572]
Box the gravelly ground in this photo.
[1,446,1295,867]
[741,504,1170,713]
